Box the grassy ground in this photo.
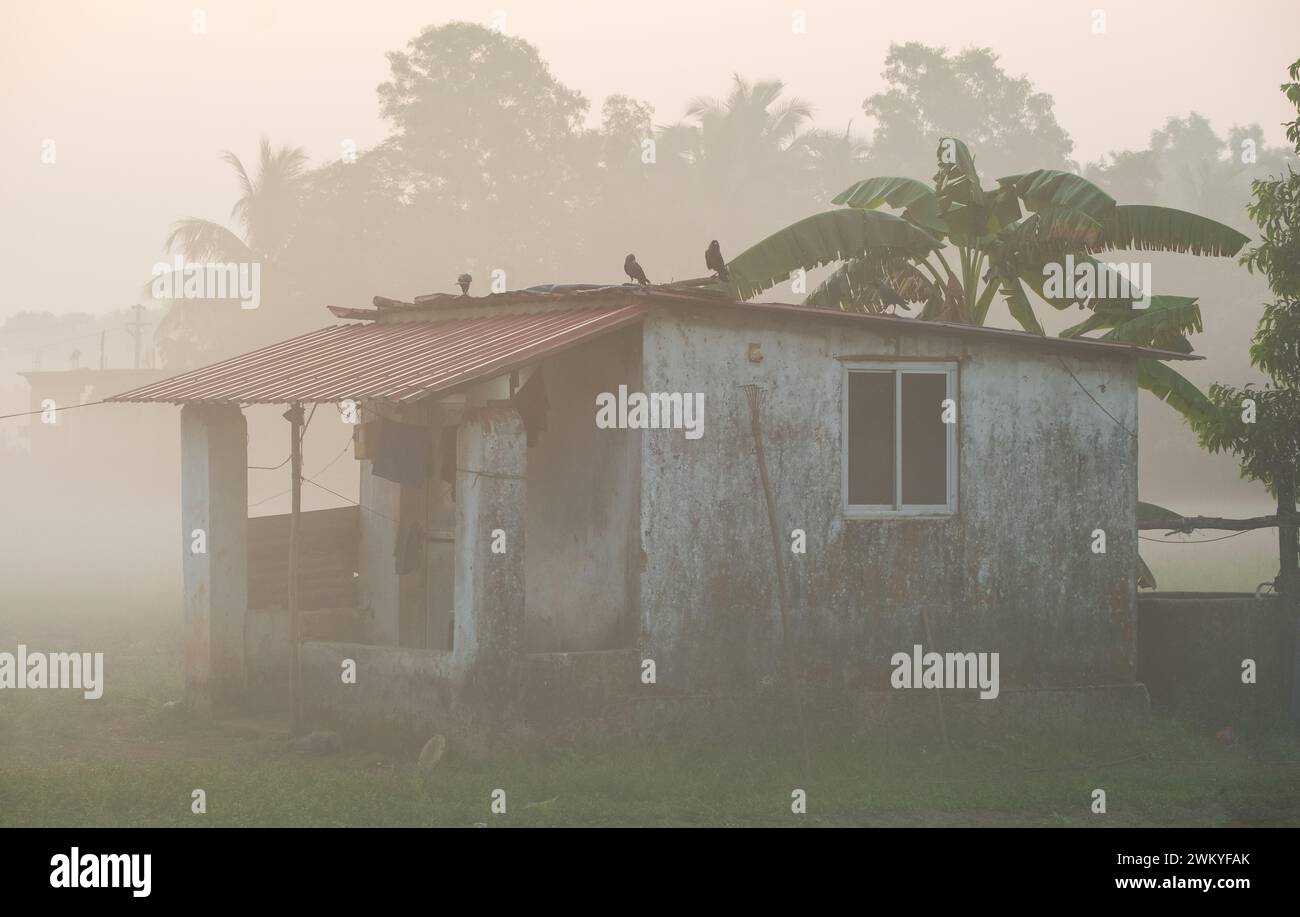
[2,606,1299,827]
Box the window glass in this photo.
[901,373,948,505]
[847,371,894,505]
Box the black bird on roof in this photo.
[705,240,728,280]
[624,254,650,286]
[457,273,472,295]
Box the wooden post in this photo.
[285,404,305,732]
[1277,467,1300,723]
[742,385,812,783]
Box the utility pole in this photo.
[127,304,150,369]
[285,403,305,733]
[99,330,106,370]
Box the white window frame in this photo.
[842,361,958,518]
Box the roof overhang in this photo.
[108,304,648,405]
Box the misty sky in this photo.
[3,0,1298,319]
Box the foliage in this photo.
[150,138,310,367]
[1193,60,1300,497]
[862,43,1074,181]
[726,135,1248,423]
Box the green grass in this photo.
[3,699,1299,826]
[2,605,1298,827]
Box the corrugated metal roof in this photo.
[108,305,647,404]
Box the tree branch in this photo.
[1139,514,1281,533]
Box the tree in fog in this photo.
[1086,114,1292,228]
[797,122,872,205]
[630,74,820,280]
[375,21,591,290]
[152,138,310,367]
[861,43,1074,180]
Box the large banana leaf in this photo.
[998,276,1046,335]
[1138,501,1187,528]
[997,207,1104,258]
[997,170,1116,221]
[1137,358,1216,425]
[1137,553,1158,589]
[1061,295,1201,343]
[832,176,948,234]
[803,257,939,312]
[1094,205,1249,256]
[727,209,943,300]
[1102,299,1201,353]
[1019,254,1151,311]
[933,137,985,207]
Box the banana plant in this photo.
[724,137,1250,424]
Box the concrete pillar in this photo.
[452,405,526,708]
[181,403,248,716]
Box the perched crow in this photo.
[457,273,472,295]
[705,240,728,279]
[876,279,907,311]
[624,254,650,286]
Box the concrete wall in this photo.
[299,641,455,748]
[1138,592,1293,720]
[357,460,401,646]
[524,330,641,651]
[637,307,1139,697]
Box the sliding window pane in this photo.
[847,372,894,505]
[901,372,948,505]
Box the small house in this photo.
[110,285,1194,740]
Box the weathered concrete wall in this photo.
[358,459,401,646]
[453,405,527,706]
[300,406,530,741]
[524,330,640,651]
[299,641,455,748]
[638,307,1139,699]
[1138,592,1293,720]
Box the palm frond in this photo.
[163,218,256,262]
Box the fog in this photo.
[3,1,1297,602]
[4,0,1300,843]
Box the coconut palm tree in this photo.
[670,74,813,171]
[150,138,309,365]
[796,121,871,203]
[722,137,1250,424]
[653,75,817,254]
[164,137,310,264]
